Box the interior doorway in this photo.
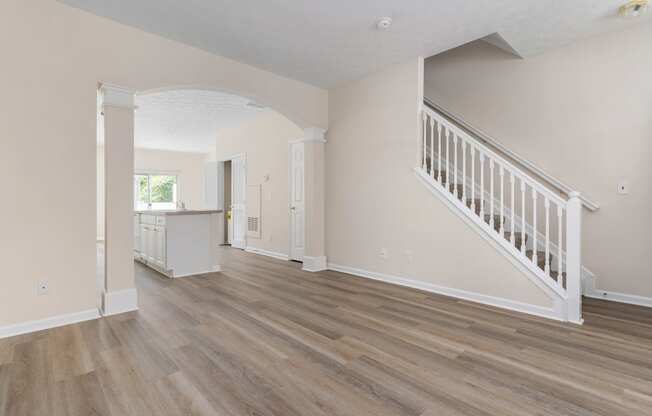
[215,154,246,249]
[223,160,232,245]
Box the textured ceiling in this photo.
[60,0,651,87]
[134,89,264,153]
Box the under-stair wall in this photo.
[326,58,563,320]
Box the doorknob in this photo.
[290,206,296,211]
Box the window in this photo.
[134,173,178,210]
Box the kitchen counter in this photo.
[133,210,223,277]
[134,209,223,216]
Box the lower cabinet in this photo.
[135,215,167,272]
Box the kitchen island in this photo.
[133,210,223,278]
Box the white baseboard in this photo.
[102,288,139,316]
[0,309,100,340]
[585,288,652,308]
[245,246,290,261]
[327,262,564,321]
[303,256,328,272]
[172,265,222,278]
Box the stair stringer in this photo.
[414,167,568,321]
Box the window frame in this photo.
[134,170,180,211]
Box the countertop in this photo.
[134,210,223,216]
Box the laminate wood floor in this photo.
[1,247,652,415]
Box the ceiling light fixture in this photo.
[619,0,649,17]
[376,17,392,30]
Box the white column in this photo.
[302,127,328,272]
[101,84,138,316]
[566,191,583,324]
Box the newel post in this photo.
[566,191,583,324]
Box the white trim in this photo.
[100,83,136,110]
[415,168,567,300]
[327,263,564,321]
[583,278,652,308]
[172,266,222,278]
[303,256,328,272]
[423,98,599,211]
[290,127,327,143]
[245,246,290,261]
[102,288,139,316]
[0,309,100,340]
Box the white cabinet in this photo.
[135,217,167,272]
[154,226,166,268]
[134,211,220,278]
[134,214,141,256]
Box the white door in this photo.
[230,155,247,249]
[289,142,305,261]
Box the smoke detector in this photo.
[246,101,266,110]
[619,0,648,17]
[376,17,392,30]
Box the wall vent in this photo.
[246,184,262,238]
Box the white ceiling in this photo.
[61,0,651,88]
[134,89,264,153]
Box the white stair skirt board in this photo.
[328,263,565,321]
[102,288,139,316]
[245,246,290,261]
[303,256,328,272]
[0,309,100,340]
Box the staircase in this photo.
[416,102,583,323]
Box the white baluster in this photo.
[422,113,427,170]
[566,192,583,323]
[430,118,435,178]
[446,127,451,189]
[521,181,526,253]
[453,134,459,198]
[544,197,550,276]
[462,138,467,201]
[471,146,476,213]
[437,122,442,185]
[499,164,505,234]
[510,173,515,245]
[490,159,495,230]
[532,190,538,267]
[557,204,564,288]
[479,153,485,218]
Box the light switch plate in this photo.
[37,280,49,296]
[617,181,629,195]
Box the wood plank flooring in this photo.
[1,247,652,415]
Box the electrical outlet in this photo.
[617,181,629,195]
[379,248,388,259]
[37,280,49,296]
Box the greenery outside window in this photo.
[134,173,178,210]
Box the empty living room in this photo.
[1,1,652,415]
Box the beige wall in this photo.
[326,58,553,310]
[134,148,209,210]
[424,23,652,299]
[0,0,326,328]
[214,111,303,256]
